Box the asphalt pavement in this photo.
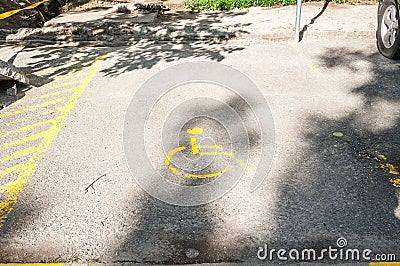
[0,2,399,265]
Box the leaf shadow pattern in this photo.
[114,93,262,264]
[0,10,250,263]
[268,48,400,260]
[5,11,249,79]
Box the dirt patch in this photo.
[62,0,132,11]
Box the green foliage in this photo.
[183,0,375,11]
[184,0,295,10]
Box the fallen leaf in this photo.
[332,132,343,137]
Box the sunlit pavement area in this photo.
[0,36,400,264]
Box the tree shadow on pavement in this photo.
[0,11,249,263]
[113,92,262,264]
[269,48,400,258]
[8,11,248,79]
[114,47,400,264]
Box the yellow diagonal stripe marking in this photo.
[0,119,55,139]
[0,164,24,179]
[0,97,66,119]
[41,80,82,92]
[0,131,46,149]
[2,146,39,162]
[0,55,104,227]
[3,108,59,127]
[0,0,49,20]
[34,63,90,76]
[55,69,89,81]
[38,87,76,99]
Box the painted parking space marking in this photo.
[38,87,76,99]
[0,119,55,139]
[165,127,256,179]
[0,98,67,119]
[2,146,39,162]
[0,131,47,149]
[0,164,24,179]
[3,108,60,127]
[41,80,83,92]
[0,55,104,228]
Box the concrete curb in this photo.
[0,3,378,45]
[0,29,376,47]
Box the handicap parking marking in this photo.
[0,54,105,228]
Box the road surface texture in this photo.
[0,3,399,266]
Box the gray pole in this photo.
[295,0,302,42]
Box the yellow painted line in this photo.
[3,108,59,127]
[0,0,48,20]
[199,145,223,149]
[0,119,55,139]
[186,165,233,179]
[0,178,24,193]
[34,63,90,76]
[190,135,199,154]
[2,146,39,162]
[381,163,400,175]
[165,146,186,166]
[33,63,79,76]
[378,154,387,160]
[199,151,256,171]
[54,69,89,81]
[11,99,28,107]
[370,263,400,265]
[38,87,76,99]
[187,128,203,134]
[0,164,24,178]
[0,56,104,227]
[41,80,82,92]
[1,146,38,162]
[164,127,256,179]
[34,66,67,76]
[390,177,400,188]
[0,97,66,119]
[0,131,46,149]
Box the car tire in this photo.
[377,0,400,59]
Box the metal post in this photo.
[295,0,302,42]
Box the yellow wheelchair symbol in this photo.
[165,128,256,179]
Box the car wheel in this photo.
[377,0,400,59]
